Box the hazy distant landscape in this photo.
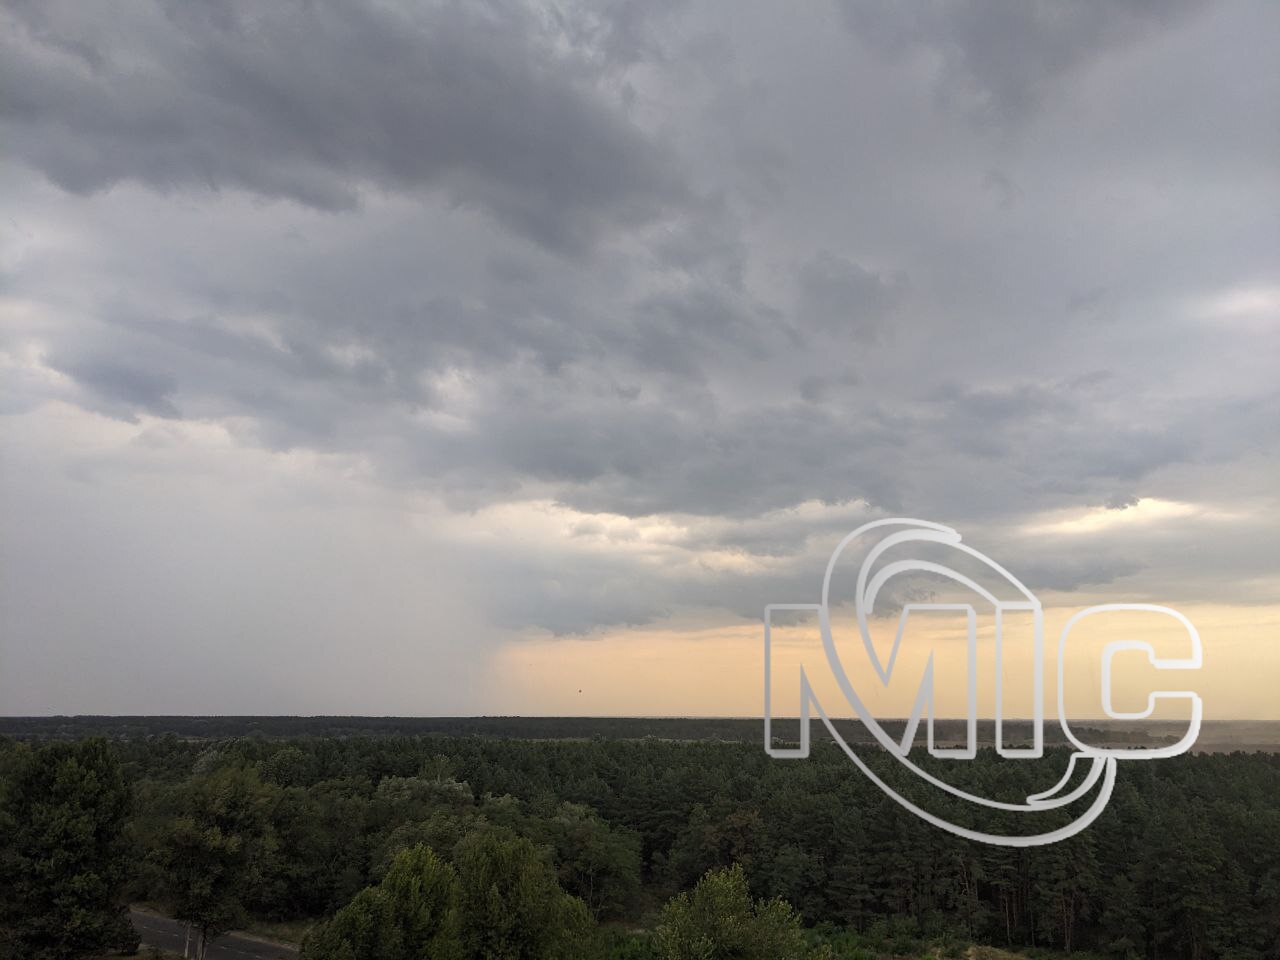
[5,715,1279,752]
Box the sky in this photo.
[1,0,1277,720]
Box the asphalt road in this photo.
[130,909,298,960]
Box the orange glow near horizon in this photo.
[488,603,1280,721]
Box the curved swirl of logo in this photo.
[763,518,1202,847]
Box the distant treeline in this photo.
[0,714,1209,747]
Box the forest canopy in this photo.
[1,724,1277,959]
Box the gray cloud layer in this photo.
[1,1,1277,708]
[2,1,687,251]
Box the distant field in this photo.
[3,714,1277,751]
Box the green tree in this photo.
[517,801,642,920]
[453,829,596,960]
[301,844,462,960]
[151,765,274,959]
[153,815,245,959]
[654,863,809,960]
[0,738,138,960]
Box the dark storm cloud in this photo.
[0,0,685,252]
[490,399,906,519]
[2,0,1277,647]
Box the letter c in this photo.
[1058,603,1202,759]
